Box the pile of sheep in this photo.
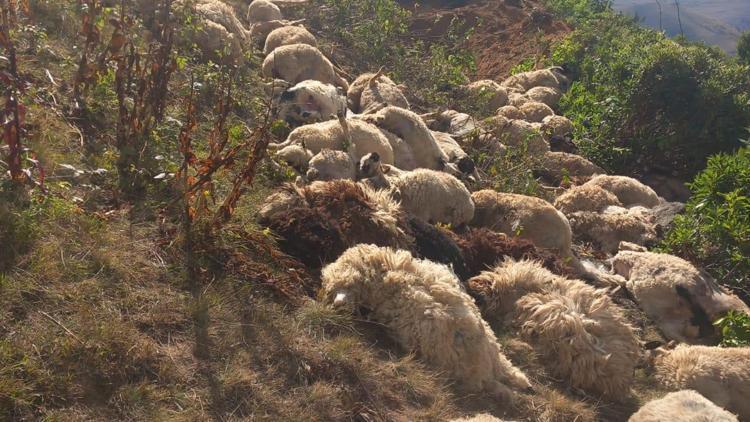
[185,1,750,419]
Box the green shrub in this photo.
[661,147,750,289]
[714,310,750,347]
[738,31,750,65]
[548,2,750,177]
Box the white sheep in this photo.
[428,110,478,139]
[486,118,549,155]
[262,44,349,90]
[386,168,475,226]
[263,25,317,55]
[450,415,509,422]
[583,175,661,208]
[278,118,395,165]
[275,80,346,126]
[612,250,750,343]
[554,184,623,215]
[432,131,476,176]
[629,390,739,422]
[321,244,532,399]
[470,190,572,256]
[305,149,356,182]
[519,101,555,123]
[541,115,573,138]
[539,151,603,184]
[275,144,312,173]
[524,86,563,108]
[501,66,570,93]
[247,0,282,24]
[465,80,509,112]
[193,0,250,43]
[508,92,530,108]
[249,19,303,46]
[376,128,417,171]
[653,345,750,420]
[346,71,410,114]
[177,0,250,61]
[496,105,526,120]
[468,259,640,399]
[568,211,657,254]
[362,106,450,172]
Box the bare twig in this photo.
[39,311,85,345]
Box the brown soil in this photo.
[399,0,571,80]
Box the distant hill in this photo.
[613,0,750,55]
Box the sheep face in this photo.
[276,83,346,126]
[357,152,381,179]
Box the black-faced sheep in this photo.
[275,80,346,127]
[467,259,640,399]
[568,211,657,254]
[612,250,750,343]
[519,101,555,123]
[652,345,750,420]
[257,180,410,268]
[247,0,282,24]
[470,190,572,256]
[465,80,509,112]
[362,106,450,171]
[554,184,623,215]
[262,44,349,90]
[263,25,317,55]
[584,175,661,208]
[501,66,570,93]
[347,71,410,114]
[278,118,395,165]
[321,244,533,400]
[629,390,739,422]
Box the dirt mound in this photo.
[399,0,570,80]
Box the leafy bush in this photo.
[547,1,750,177]
[738,31,750,65]
[661,147,750,289]
[714,310,750,347]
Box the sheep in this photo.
[432,131,476,176]
[257,180,410,268]
[548,134,579,154]
[524,86,562,108]
[262,44,349,91]
[465,80,509,112]
[448,227,574,280]
[538,151,603,185]
[583,175,661,208]
[508,92,530,108]
[263,25,317,55]
[361,106,450,172]
[450,414,508,422]
[305,149,356,182]
[193,0,250,43]
[467,259,640,399]
[427,110,478,139]
[496,105,526,120]
[275,80,346,127]
[612,250,750,343]
[489,119,549,155]
[653,345,750,420]
[321,244,533,400]
[470,190,572,256]
[541,115,573,138]
[247,0,282,24]
[275,144,312,173]
[519,101,555,123]
[554,184,623,215]
[278,118,395,165]
[249,19,303,46]
[346,71,410,115]
[376,128,417,171]
[568,211,657,254]
[629,390,739,422]
[177,0,250,61]
[389,168,475,226]
[501,66,570,93]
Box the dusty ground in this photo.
[399,0,571,80]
